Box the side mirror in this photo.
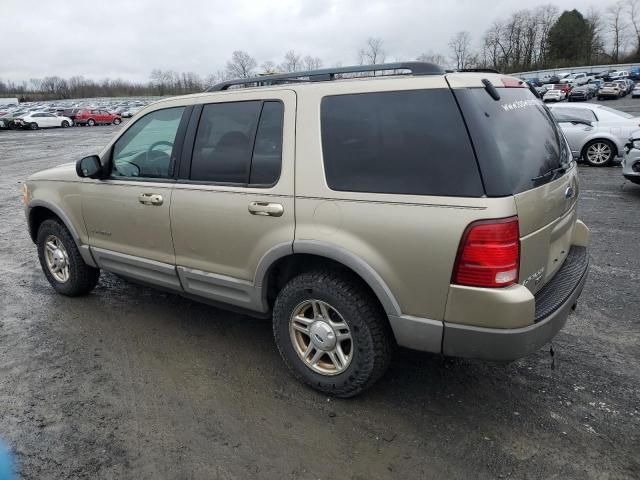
[76,155,104,179]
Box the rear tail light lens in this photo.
[453,217,520,288]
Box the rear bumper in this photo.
[442,246,589,361]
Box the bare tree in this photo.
[303,55,323,70]
[585,7,606,64]
[260,61,279,74]
[416,52,447,66]
[280,50,303,72]
[534,5,559,67]
[607,1,628,62]
[358,37,386,64]
[226,50,257,79]
[628,0,640,57]
[448,31,472,70]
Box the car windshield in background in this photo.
[455,87,570,196]
[598,105,634,119]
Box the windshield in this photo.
[454,87,571,196]
[598,106,634,119]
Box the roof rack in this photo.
[446,68,501,74]
[207,62,444,91]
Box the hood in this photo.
[28,162,79,182]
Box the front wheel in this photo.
[272,270,394,397]
[37,219,100,296]
[29,122,38,130]
[583,139,615,167]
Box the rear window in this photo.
[320,89,483,197]
[455,87,571,196]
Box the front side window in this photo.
[111,107,185,179]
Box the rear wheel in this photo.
[87,118,95,126]
[37,219,100,296]
[61,120,69,128]
[272,270,394,397]
[583,139,615,166]
[113,118,121,125]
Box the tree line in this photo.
[4,1,640,100]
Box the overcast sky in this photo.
[1,0,620,83]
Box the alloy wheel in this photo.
[43,235,70,283]
[289,299,353,376]
[586,142,612,165]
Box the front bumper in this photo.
[622,145,640,178]
[442,246,589,361]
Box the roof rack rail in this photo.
[207,62,445,91]
[455,68,501,74]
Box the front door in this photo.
[82,105,189,290]
[170,91,296,312]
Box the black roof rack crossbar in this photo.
[207,62,444,91]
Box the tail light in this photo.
[452,217,520,288]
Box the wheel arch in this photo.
[257,241,402,317]
[27,201,97,267]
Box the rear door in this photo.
[170,90,295,312]
[453,81,579,294]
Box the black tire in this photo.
[273,269,394,397]
[61,120,69,128]
[29,122,38,130]
[113,118,121,125]
[87,118,95,126]
[37,219,100,296]
[582,139,615,167]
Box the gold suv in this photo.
[24,63,590,397]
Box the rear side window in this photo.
[190,101,284,186]
[320,90,483,197]
[551,107,597,123]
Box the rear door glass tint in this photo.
[320,89,483,197]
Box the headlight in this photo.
[633,140,640,149]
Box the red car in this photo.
[553,83,572,95]
[75,109,122,126]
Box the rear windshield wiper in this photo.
[531,164,568,182]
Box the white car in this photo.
[622,135,640,184]
[543,89,566,102]
[549,104,640,166]
[121,106,144,118]
[632,83,640,98]
[15,112,73,130]
[560,73,591,86]
[609,70,630,81]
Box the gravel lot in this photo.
[1,104,639,479]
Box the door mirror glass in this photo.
[76,155,103,178]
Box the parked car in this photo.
[614,80,629,96]
[624,79,635,94]
[0,110,29,129]
[549,103,640,166]
[560,72,591,86]
[597,82,623,99]
[14,112,73,130]
[121,106,144,118]
[22,64,590,397]
[535,85,549,96]
[75,109,122,126]
[609,70,630,81]
[568,86,592,102]
[543,89,566,102]
[622,135,640,184]
[632,83,640,98]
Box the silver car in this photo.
[622,135,640,184]
[548,104,640,166]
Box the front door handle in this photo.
[138,193,163,206]
[248,201,284,217]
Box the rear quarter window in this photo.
[320,89,483,197]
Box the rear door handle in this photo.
[138,193,163,206]
[248,201,284,217]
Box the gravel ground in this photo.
[1,113,639,479]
